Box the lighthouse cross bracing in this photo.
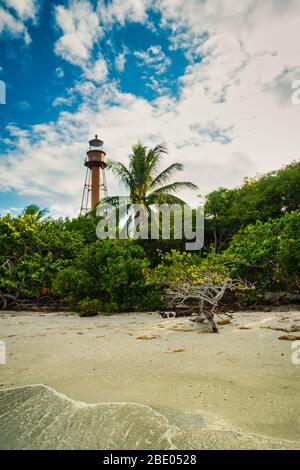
[80,135,108,216]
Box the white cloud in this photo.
[3,0,37,21]
[52,96,74,108]
[48,203,78,219]
[134,45,171,74]
[84,56,108,83]
[189,121,234,146]
[54,0,103,66]
[0,0,38,44]
[115,51,127,72]
[0,6,29,43]
[145,77,169,96]
[0,207,22,216]
[97,0,151,26]
[55,67,64,78]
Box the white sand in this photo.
[0,309,300,449]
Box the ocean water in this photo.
[0,385,178,449]
[0,384,299,450]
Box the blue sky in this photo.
[0,0,300,217]
[0,4,189,132]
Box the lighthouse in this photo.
[80,135,108,215]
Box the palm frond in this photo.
[146,193,187,206]
[109,161,132,188]
[146,143,168,175]
[149,163,184,190]
[98,195,130,207]
[149,181,198,196]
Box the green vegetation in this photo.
[204,160,300,251]
[227,211,300,299]
[52,240,152,313]
[0,159,299,314]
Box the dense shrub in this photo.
[146,249,233,285]
[225,211,300,297]
[205,160,300,250]
[52,240,151,312]
[0,215,84,306]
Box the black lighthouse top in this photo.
[89,134,103,150]
[85,134,107,169]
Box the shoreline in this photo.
[1,309,300,449]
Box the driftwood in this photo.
[163,274,245,332]
[0,292,60,311]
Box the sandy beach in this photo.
[0,309,300,449]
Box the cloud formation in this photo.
[0,0,37,44]
[115,50,127,72]
[1,0,300,217]
[84,56,108,83]
[54,0,103,66]
[134,45,171,75]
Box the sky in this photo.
[0,0,300,218]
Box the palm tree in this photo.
[99,142,198,237]
[105,142,197,207]
[22,204,49,221]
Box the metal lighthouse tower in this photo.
[80,134,108,215]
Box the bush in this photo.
[0,215,84,307]
[225,211,300,297]
[146,249,234,285]
[204,160,300,250]
[52,239,151,312]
